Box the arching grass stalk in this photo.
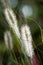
[4,31,20,65]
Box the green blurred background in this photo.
[0,0,43,65]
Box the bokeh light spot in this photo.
[22,5,33,18]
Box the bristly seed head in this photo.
[4,31,13,50]
[21,24,34,58]
[4,7,20,38]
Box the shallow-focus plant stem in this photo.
[21,24,40,65]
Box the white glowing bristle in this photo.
[21,25,34,58]
[4,31,13,49]
[4,7,20,38]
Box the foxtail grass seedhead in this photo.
[21,25,34,58]
[4,31,13,50]
[4,7,20,38]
